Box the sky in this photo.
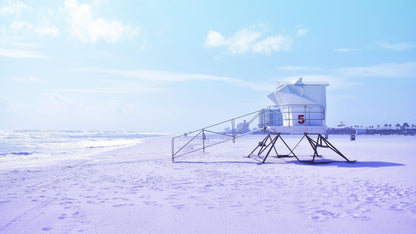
[0,0,415,132]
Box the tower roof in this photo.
[268,78,328,106]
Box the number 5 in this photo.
[298,115,305,124]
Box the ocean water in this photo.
[0,130,158,164]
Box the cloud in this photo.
[335,41,414,53]
[252,36,292,55]
[10,21,59,37]
[0,47,45,58]
[297,28,308,36]
[40,93,90,118]
[278,66,322,72]
[335,62,416,78]
[334,48,359,53]
[56,85,164,94]
[35,26,59,37]
[9,77,40,82]
[64,0,137,43]
[10,21,30,30]
[0,0,28,15]
[7,42,39,48]
[226,29,262,54]
[43,93,79,107]
[78,68,271,92]
[204,30,226,47]
[204,28,292,55]
[377,41,414,51]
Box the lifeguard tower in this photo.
[248,77,353,163]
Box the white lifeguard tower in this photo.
[248,77,354,164]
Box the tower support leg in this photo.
[248,133,355,164]
[303,133,354,163]
[247,133,299,163]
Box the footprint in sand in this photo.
[173,204,185,209]
[389,202,411,211]
[309,209,339,222]
[143,200,160,206]
[112,197,129,201]
[352,214,370,221]
[42,226,53,231]
[410,205,416,214]
[390,202,416,215]
[347,194,359,202]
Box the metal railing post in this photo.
[202,129,205,153]
[232,118,235,143]
[171,137,175,163]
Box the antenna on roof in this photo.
[294,77,303,84]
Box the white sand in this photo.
[1,135,416,233]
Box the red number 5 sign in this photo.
[298,115,305,124]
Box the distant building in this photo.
[224,120,250,134]
[237,120,250,133]
[258,107,283,128]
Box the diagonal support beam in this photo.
[303,133,353,163]
[248,133,299,163]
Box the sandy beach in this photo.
[1,134,416,233]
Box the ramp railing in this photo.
[171,108,269,162]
